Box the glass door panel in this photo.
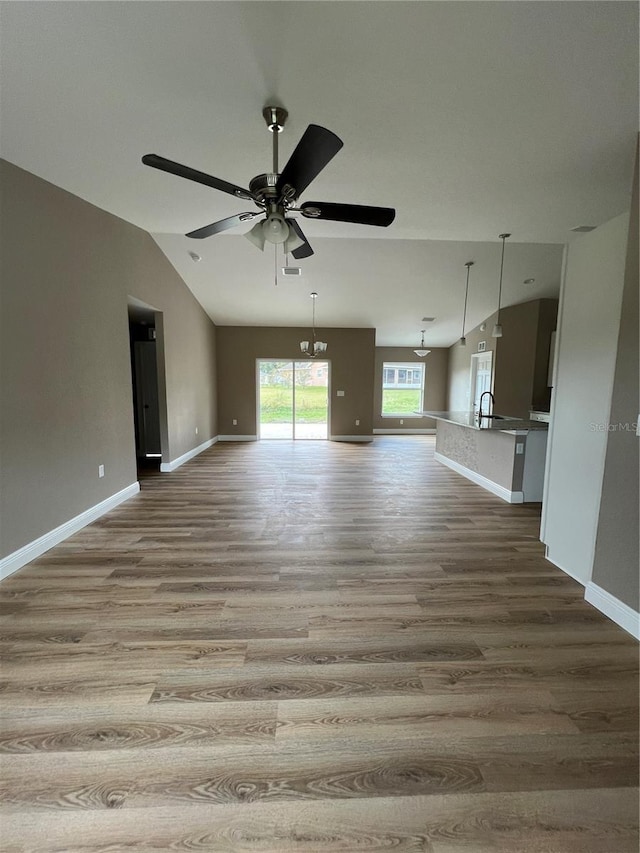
[259,360,293,439]
[294,361,329,439]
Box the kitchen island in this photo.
[420,410,549,503]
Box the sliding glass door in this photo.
[258,360,329,439]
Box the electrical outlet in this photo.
[232,419,238,426]
[355,419,360,426]
[400,419,404,425]
[337,390,345,397]
[516,442,524,454]
[98,464,105,478]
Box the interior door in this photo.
[133,340,161,455]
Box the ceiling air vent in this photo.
[281,267,302,276]
[570,225,597,233]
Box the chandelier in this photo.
[300,292,327,358]
[413,330,431,358]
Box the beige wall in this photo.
[447,300,557,418]
[0,160,218,560]
[493,299,558,418]
[216,326,375,438]
[591,142,639,611]
[373,347,448,430]
[447,310,499,411]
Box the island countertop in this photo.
[418,410,549,432]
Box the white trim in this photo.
[160,437,218,472]
[217,435,257,442]
[434,452,524,503]
[544,548,587,586]
[541,244,567,546]
[0,482,140,581]
[330,435,374,442]
[585,582,640,639]
[373,428,436,435]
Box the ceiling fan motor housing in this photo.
[249,173,279,204]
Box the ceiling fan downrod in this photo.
[262,106,288,174]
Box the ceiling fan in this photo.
[142,106,395,259]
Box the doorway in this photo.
[128,300,166,472]
[258,360,329,439]
[470,351,493,413]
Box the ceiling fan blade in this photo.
[276,125,343,200]
[287,219,314,259]
[186,212,261,239]
[142,154,254,201]
[301,201,395,227]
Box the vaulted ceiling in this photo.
[1,2,636,345]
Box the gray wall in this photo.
[0,160,218,560]
[373,347,448,431]
[216,326,375,439]
[591,144,639,611]
[541,212,629,585]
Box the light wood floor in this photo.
[1,436,638,852]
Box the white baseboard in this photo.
[373,429,436,435]
[585,582,640,640]
[434,452,524,504]
[0,482,140,581]
[330,435,374,442]
[160,437,218,472]
[217,435,257,442]
[543,548,588,586]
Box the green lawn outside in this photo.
[260,385,328,423]
[260,385,422,421]
[381,389,423,416]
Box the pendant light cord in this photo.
[496,234,510,323]
[462,261,473,338]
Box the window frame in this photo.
[380,360,426,418]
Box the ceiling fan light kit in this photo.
[492,233,511,338]
[142,105,396,261]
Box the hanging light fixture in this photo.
[300,292,327,357]
[492,233,511,338]
[245,213,305,254]
[460,261,474,346]
[414,330,431,358]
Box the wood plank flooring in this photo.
[1,436,638,852]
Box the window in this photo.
[381,361,425,416]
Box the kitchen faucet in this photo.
[478,391,495,420]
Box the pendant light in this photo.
[459,261,474,346]
[414,330,431,358]
[300,292,327,357]
[492,233,511,338]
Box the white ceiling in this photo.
[1,2,637,345]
